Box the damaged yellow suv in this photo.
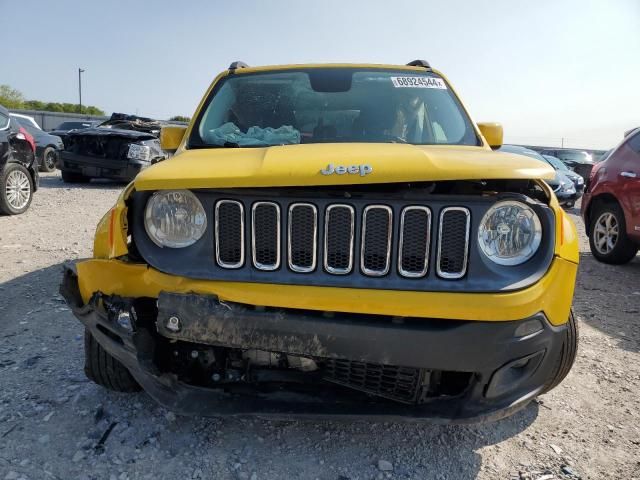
[61,60,579,422]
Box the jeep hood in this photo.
[134,143,554,191]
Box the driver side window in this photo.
[627,131,640,155]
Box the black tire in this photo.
[84,330,140,392]
[40,147,58,172]
[61,170,90,183]
[564,201,574,209]
[588,201,638,264]
[0,163,34,215]
[541,310,579,394]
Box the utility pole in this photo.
[78,68,85,114]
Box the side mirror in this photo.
[477,122,503,150]
[160,125,187,151]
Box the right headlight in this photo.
[144,190,207,248]
[477,200,542,266]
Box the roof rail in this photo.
[406,59,431,69]
[228,61,249,73]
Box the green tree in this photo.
[0,85,25,108]
[45,102,65,112]
[169,115,190,122]
[0,84,105,115]
[23,100,44,110]
[85,106,105,116]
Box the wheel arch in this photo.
[585,193,620,233]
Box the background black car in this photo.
[58,113,167,183]
[10,114,64,173]
[539,148,595,181]
[0,105,39,215]
[499,145,577,207]
[49,120,102,146]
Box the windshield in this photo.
[57,122,93,130]
[500,145,547,162]
[13,116,41,131]
[557,151,592,163]
[543,155,569,171]
[15,119,39,135]
[189,68,479,148]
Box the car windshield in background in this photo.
[543,155,569,171]
[15,119,39,134]
[500,145,547,162]
[189,69,479,148]
[57,122,94,130]
[558,151,592,163]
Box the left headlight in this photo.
[128,143,151,161]
[477,200,542,266]
[144,190,207,248]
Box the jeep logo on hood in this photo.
[320,164,373,176]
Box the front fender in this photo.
[93,182,135,258]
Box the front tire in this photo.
[84,330,140,392]
[40,147,58,172]
[541,310,579,394]
[0,163,34,215]
[589,202,638,264]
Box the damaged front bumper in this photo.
[59,152,150,182]
[61,263,568,423]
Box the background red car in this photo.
[582,128,640,264]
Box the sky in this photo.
[1,0,638,150]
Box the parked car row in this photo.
[539,148,595,182]
[4,105,637,271]
[499,144,582,208]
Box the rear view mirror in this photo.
[160,125,187,151]
[477,122,503,150]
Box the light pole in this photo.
[78,68,85,114]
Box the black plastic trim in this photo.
[130,189,556,293]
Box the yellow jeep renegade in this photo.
[61,60,579,422]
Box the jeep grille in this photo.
[213,200,469,279]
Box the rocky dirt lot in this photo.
[0,172,639,480]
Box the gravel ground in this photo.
[0,172,639,480]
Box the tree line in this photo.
[1,84,105,116]
[1,84,191,121]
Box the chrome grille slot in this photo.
[215,200,244,269]
[399,206,431,278]
[361,205,392,276]
[288,203,317,273]
[251,202,280,270]
[324,204,355,274]
[437,207,470,279]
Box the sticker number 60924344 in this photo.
[390,76,447,89]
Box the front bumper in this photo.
[59,151,149,181]
[62,263,570,423]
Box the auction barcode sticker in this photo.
[390,76,447,89]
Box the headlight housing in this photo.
[477,200,542,266]
[128,143,152,161]
[144,190,207,248]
